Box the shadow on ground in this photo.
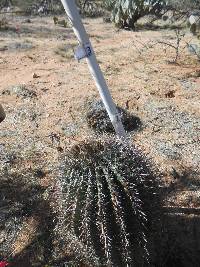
[154,211,200,267]
[0,174,55,267]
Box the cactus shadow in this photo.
[151,167,200,267]
[152,210,200,267]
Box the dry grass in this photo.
[54,42,77,60]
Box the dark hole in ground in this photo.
[86,100,142,133]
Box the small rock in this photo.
[33,73,40,78]
[0,46,8,51]
[24,18,31,23]
[34,169,46,178]
[165,90,175,98]
[162,15,169,21]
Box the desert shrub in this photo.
[0,18,8,30]
[54,42,77,59]
[11,0,64,15]
[103,0,166,29]
[86,100,141,133]
[76,0,104,17]
[167,0,200,12]
[12,0,35,9]
[55,136,162,266]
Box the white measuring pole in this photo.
[60,0,126,138]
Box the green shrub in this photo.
[167,0,200,11]
[12,0,35,9]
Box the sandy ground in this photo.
[0,15,200,265]
[1,15,200,188]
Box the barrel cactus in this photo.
[55,136,162,266]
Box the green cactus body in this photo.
[56,137,161,266]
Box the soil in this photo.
[0,15,200,266]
